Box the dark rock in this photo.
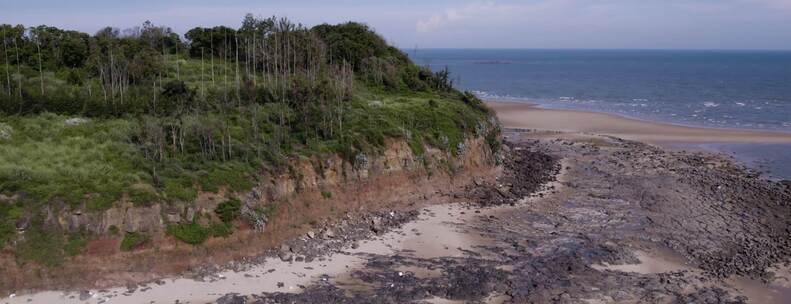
[78,290,91,301]
[216,293,247,304]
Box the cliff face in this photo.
[1,129,500,295]
[49,136,497,237]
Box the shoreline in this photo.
[4,130,791,303]
[486,100,791,144]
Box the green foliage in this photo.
[167,222,209,245]
[129,183,159,206]
[321,191,332,199]
[0,15,499,255]
[120,232,150,251]
[215,198,241,223]
[64,234,87,256]
[166,221,233,245]
[108,225,120,236]
[15,224,65,267]
[207,222,233,238]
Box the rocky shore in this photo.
[235,129,791,304]
[4,129,791,304]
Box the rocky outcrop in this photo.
[51,136,497,235]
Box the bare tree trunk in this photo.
[2,29,10,96]
[14,38,21,101]
[175,40,180,80]
[162,35,167,79]
[210,30,215,84]
[200,47,205,99]
[235,33,240,106]
[37,40,44,95]
[223,34,228,103]
[109,46,115,103]
[252,34,257,89]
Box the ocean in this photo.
[407,49,791,179]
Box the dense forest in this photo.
[0,15,496,264]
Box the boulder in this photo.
[278,244,294,262]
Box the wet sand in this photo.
[487,100,791,144]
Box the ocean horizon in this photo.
[408,48,791,179]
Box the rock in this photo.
[0,123,12,141]
[123,205,163,233]
[371,217,384,233]
[185,207,196,222]
[14,217,30,231]
[279,244,294,262]
[64,117,89,126]
[165,212,182,223]
[216,293,247,304]
[322,228,336,239]
[306,231,316,239]
[78,290,91,301]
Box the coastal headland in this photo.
[5,105,791,304]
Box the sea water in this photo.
[407,49,791,179]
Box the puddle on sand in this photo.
[592,247,791,304]
[592,248,691,274]
[728,265,791,304]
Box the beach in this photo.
[487,100,791,144]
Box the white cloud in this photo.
[748,0,791,11]
[417,1,500,32]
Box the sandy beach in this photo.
[487,100,791,144]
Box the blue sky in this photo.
[3,0,791,49]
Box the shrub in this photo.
[167,222,209,245]
[108,225,120,235]
[167,221,233,245]
[120,232,150,251]
[215,198,242,223]
[208,222,232,238]
[64,234,87,256]
[15,226,65,267]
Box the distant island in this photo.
[473,60,512,65]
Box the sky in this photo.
[2,0,791,50]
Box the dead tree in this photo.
[2,28,10,96]
[37,39,44,95]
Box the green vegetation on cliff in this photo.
[0,15,497,264]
